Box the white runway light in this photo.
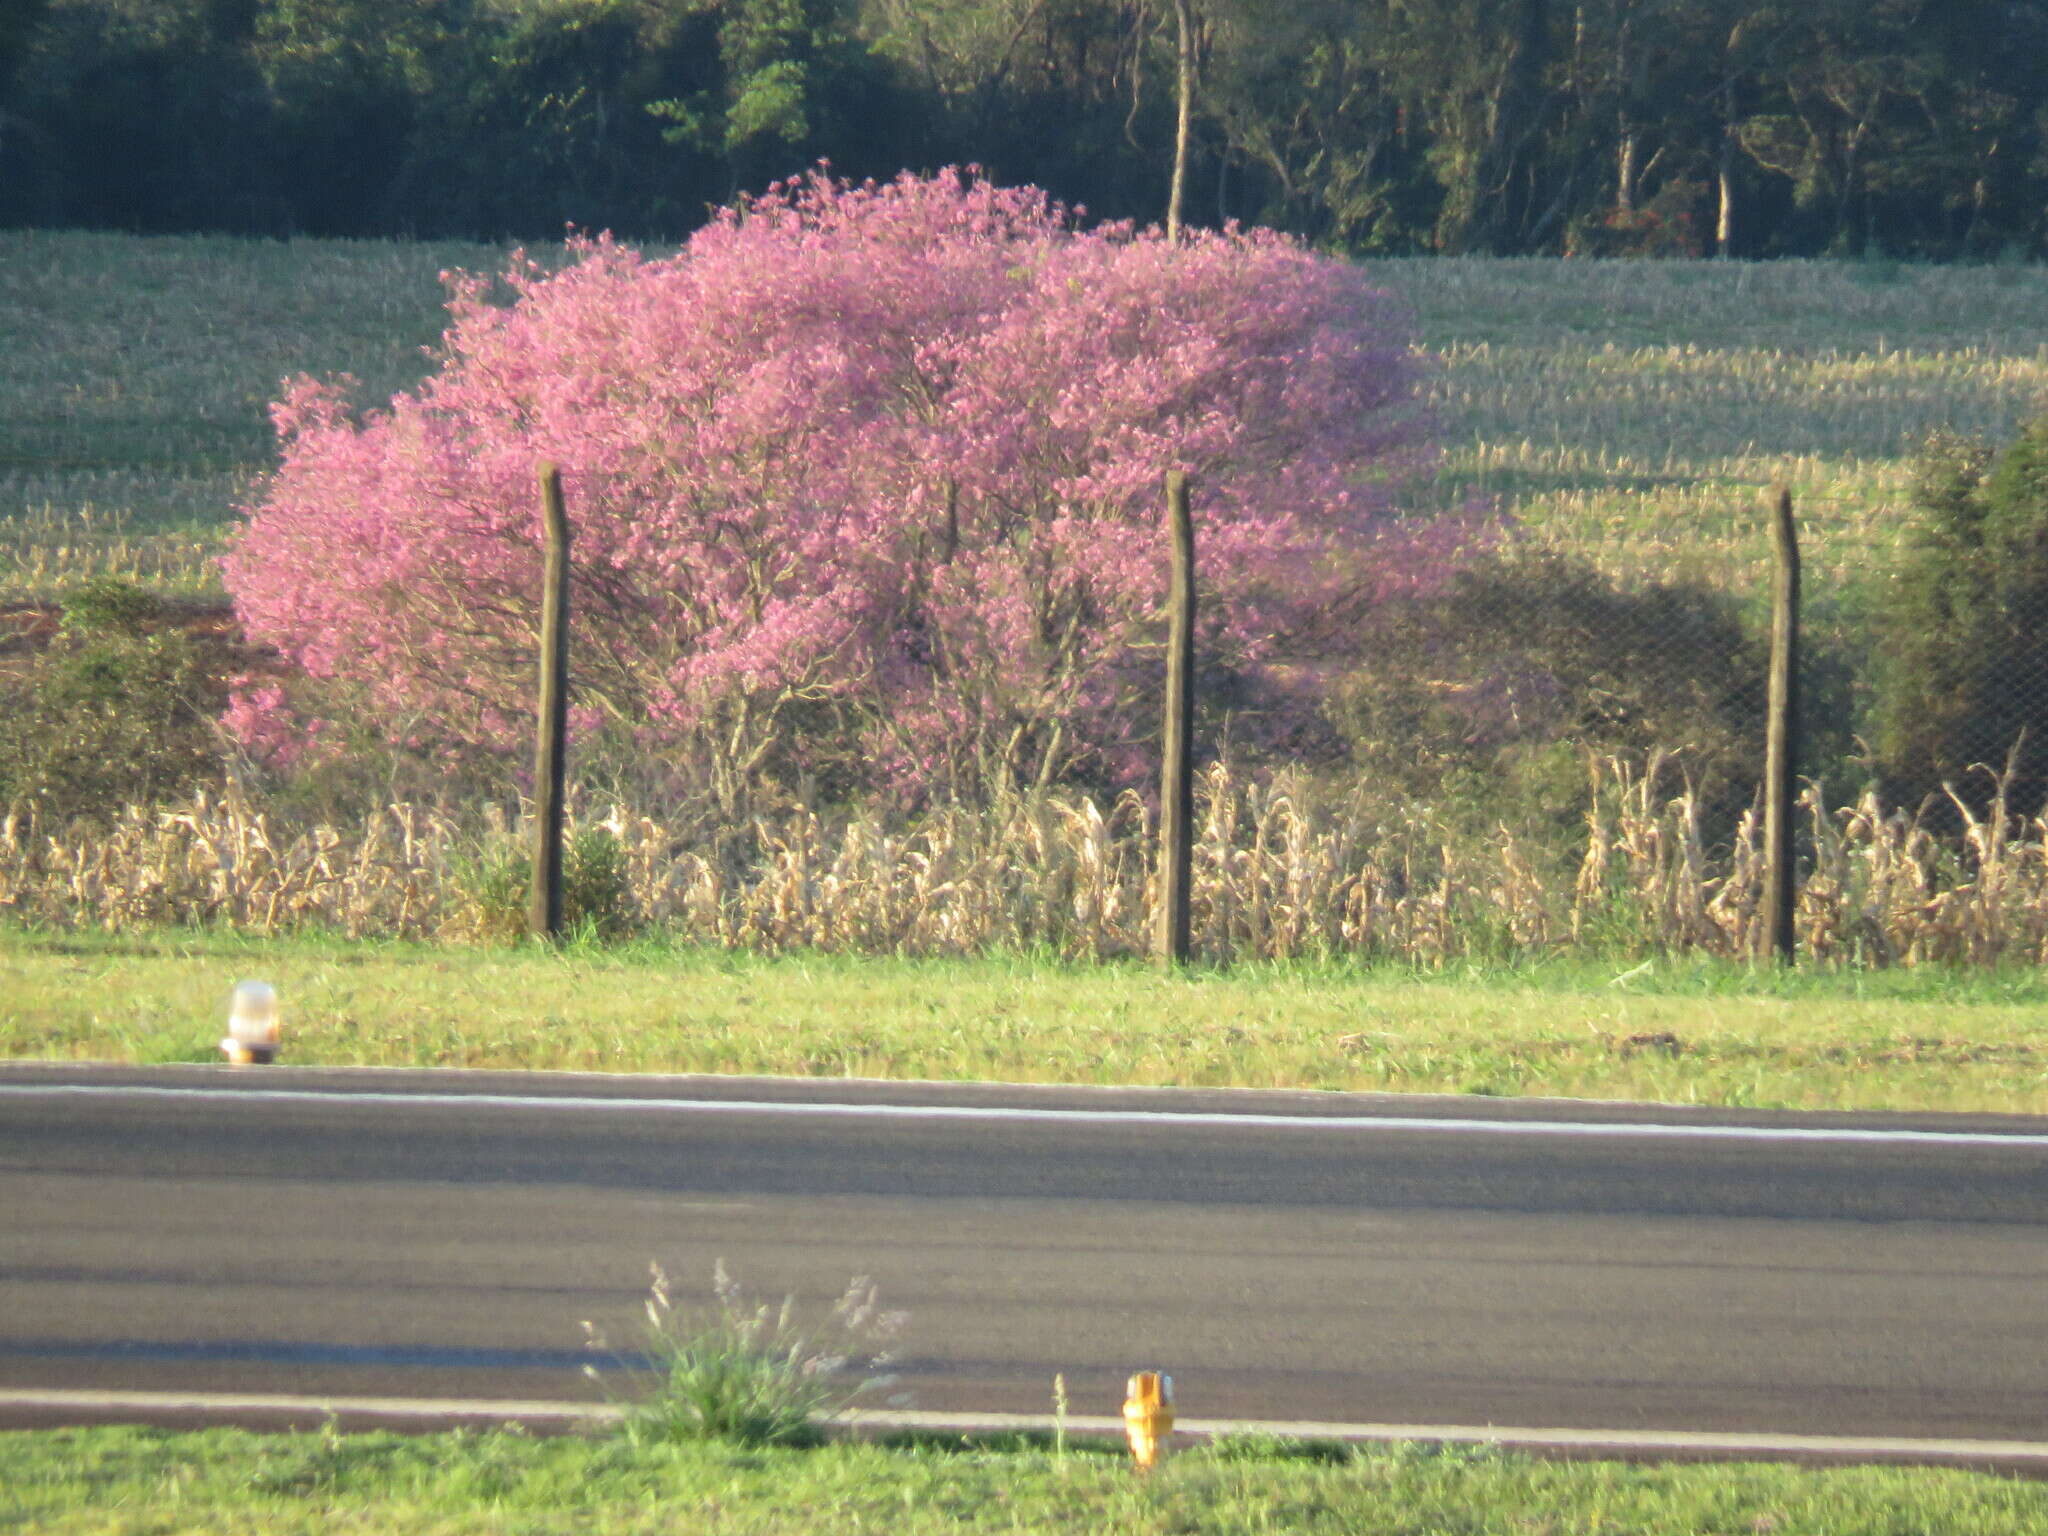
[221,982,280,1065]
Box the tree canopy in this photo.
[224,169,1455,802]
[5,0,2045,255]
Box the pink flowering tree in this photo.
[226,168,1459,802]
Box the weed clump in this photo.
[587,1260,907,1448]
[451,824,639,944]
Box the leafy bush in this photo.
[451,824,638,944]
[0,580,229,825]
[588,1260,906,1448]
[1873,420,2048,816]
[1564,180,1706,259]
[1329,549,1772,836]
[225,167,1457,802]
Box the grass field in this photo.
[5,231,2047,600]
[1367,256,2048,594]
[0,230,496,595]
[10,929,2048,1111]
[6,1426,2046,1535]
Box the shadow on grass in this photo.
[861,1427,1359,1465]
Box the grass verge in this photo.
[6,929,2048,1113]
[5,1425,2046,1535]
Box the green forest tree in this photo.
[1875,420,2048,817]
[6,0,2047,252]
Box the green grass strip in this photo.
[5,1426,2047,1535]
[7,929,2048,1113]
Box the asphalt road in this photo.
[4,1063,2048,1443]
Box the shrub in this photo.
[1873,419,2048,816]
[0,580,230,825]
[450,823,639,943]
[225,167,1457,803]
[1328,548,1771,837]
[1564,180,1706,259]
[588,1260,906,1448]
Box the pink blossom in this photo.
[225,168,1461,794]
[223,680,311,770]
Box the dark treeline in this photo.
[2,0,2045,256]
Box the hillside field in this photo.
[4,231,2047,602]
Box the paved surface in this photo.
[4,1063,2048,1440]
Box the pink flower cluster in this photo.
[226,168,1451,793]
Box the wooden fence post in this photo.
[1762,483,1800,964]
[529,462,571,942]
[1157,470,1196,966]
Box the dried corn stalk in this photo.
[8,755,2048,964]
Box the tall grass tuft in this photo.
[587,1261,906,1448]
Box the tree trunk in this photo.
[1615,5,1635,212]
[1716,70,1737,255]
[1166,0,1194,240]
[1466,0,1550,252]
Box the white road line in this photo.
[1,1082,2045,1147]
[5,1388,2048,1463]
[0,1387,620,1421]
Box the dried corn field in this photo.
[0,504,224,596]
[9,759,2048,967]
[8,237,2048,604]
[1365,256,2048,595]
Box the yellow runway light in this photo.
[1122,1371,1174,1471]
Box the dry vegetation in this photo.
[1362,256,2048,599]
[9,757,2048,967]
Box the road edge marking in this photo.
[5,1082,2048,1147]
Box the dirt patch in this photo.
[0,600,280,696]
[0,598,241,656]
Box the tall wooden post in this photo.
[1157,470,1196,966]
[1761,483,1799,964]
[529,462,571,942]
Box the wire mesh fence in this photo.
[8,461,2048,967]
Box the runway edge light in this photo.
[221,981,280,1065]
[1122,1371,1174,1471]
